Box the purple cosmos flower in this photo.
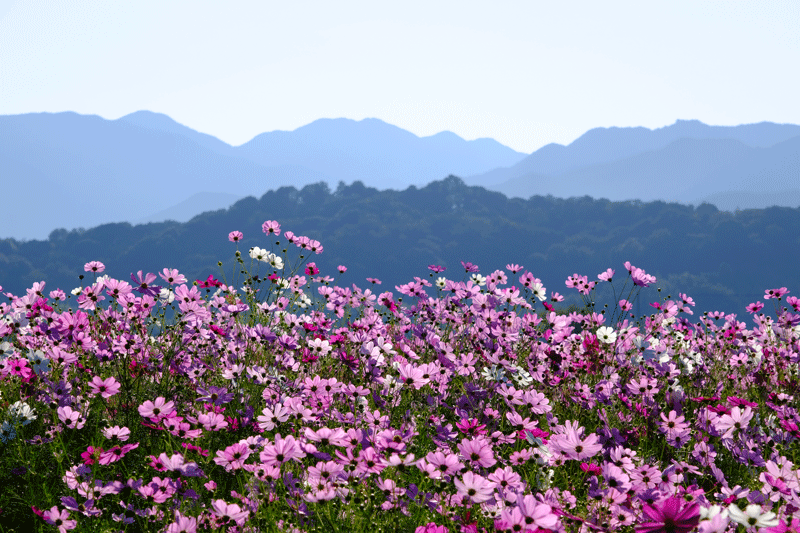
[461,261,479,273]
[130,270,162,297]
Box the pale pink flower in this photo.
[138,397,175,420]
[43,506,77,532]
[454,471,496,504]
[210,499,249,527]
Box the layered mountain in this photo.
[466,119,800,209]
[3,112,799,242]
[0,111,527,241]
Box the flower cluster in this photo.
[0,220,798,532]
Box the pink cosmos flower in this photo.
[257,404,291,431]
[130,270,162,297]
[356,446,385,475]
[98,442,139,465]
[259,434,306,467]
[83,261,105,273]
[598,268,615,282]
[398,363,430,390]
[57,406,86,430]
[43,506,77,532]
[461,261,479,273]
[715,406,754,439]
[159,268,188,285]
[228,231,243,242]
[454,471,496,504]
[516,494,559,529]
[88,375,121,399]
[549,421,603,460]
[304,426,349,447]
[214,442,251,471]
[262,220,281,236]
[102,425,131,442]
[166,510,198,533]
[416,524,448,533]
[138,397,175,420]
[659,410,690,438]
[458,437,497,468]
[156,452,203,477]
[627,263,656,287]
[211,499,249,527]
[764,287,790,300]
[138,481,172,503]
[419,451,464,479]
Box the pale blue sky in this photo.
[1,0,797,153]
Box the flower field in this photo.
[0,220,798,533]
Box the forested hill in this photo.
[2,176,797,325]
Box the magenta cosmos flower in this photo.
[636,496,700,533]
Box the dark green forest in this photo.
[2,176,798,326]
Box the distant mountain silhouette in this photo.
[1,111,528,241]
[135,191,245,224]
[3,112,799,242]
[465,119,800,184]
[489,135,800,205]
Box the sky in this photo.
[1,0,798,154]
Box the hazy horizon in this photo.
[2,0,798,154]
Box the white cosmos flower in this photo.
[0,341,14,358]
[531,282,546,301]
[249,247,268,262]
[509,365,533,387]
[8,401,36,426]
[481,365,506,383]
[471,274,486,287]
[596,326,617,344]
[71,287,82,296]
[699,504,728,520]
[296,294,311,308]
[435,277,447,289]
[159,287,175,303]
[267,253,284,270]
[727,503,778,528]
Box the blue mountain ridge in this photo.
[1,111,798,241]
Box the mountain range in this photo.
[2,111,799,241]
